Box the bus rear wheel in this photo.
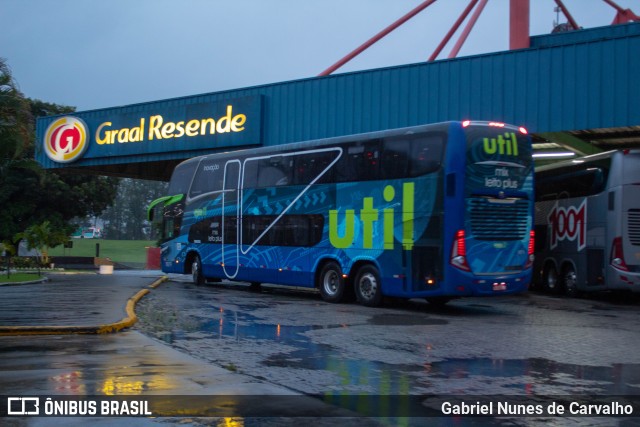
[318,262,346,303]
[354,265,382,307]
[562,265,579,297]
[192,255,205,286]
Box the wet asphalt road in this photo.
[0,273,150,326]
[0,273,381,427]
[136,279,640,398]
[1,272,640,426]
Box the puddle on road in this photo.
[192,308,347,343]
[140,301,640,396]
[421,357,640,395]
[261,350,640,395]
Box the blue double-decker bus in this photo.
[149,121,534,306]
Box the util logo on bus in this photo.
[547,200,587,251]
[43,116,89,163]
[483,132,519,156]
[329,182,414,251]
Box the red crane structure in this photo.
[318,0,639,76]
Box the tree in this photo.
[0,58,120,245]
[0,58,40,241]
[1,240,16,279]
[101,178,167,240]
[15,221,67,272]
[0,59,32,155]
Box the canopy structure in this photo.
[36,21,640,180]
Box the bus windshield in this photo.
[465,124,532,196]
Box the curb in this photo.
[0,276,168,336]
[0,276,49,287]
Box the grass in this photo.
[0,273,42,284]
[48,239,156,265]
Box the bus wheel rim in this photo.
[323,271,339,296]
[359,273,377,300]
[193,259,200,282]
[565,270,577,291]
[547,268,557,289]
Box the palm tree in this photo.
[0,58,36,172]
[0,58,41,244]
[15,221,67,274]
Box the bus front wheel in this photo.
[354,265,382,307]
[318,262,346,303]
[543,263,559,294]
[192,255,205,286]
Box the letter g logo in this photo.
[43,116,89,163]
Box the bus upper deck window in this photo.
[337,140,380,182]
[382,138,410,179]
[256,157,293,187]
[294,152,335,185]
[189,158,224,198]
[411,135,443,176]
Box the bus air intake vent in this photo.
[628,209,640,246]
[468,197,529,241]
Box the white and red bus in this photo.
[534,149,640,295]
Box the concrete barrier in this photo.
[99,265,114,275]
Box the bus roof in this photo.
[535,149,622,173]
[174,122,455,170]
[173,120,527,172]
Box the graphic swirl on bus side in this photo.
[43,116,89,163]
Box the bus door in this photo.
[222,160,241,279]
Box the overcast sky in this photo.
[2,0,637,112]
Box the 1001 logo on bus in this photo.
[547,200,587,251]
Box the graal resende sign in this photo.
[38,95,262,165]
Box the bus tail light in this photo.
[451,230,471,271]
[525,230,535,268]
[610,236,629,271]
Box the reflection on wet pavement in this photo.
[135,281,640,400]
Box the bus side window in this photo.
[162,200,183,242]
[223,216,238,244]
[536,176,555,201]
[537,166,608,201]
[310,215,324,244]
[189,158,224,198]
[336,140,380,182]
[411,134,444,176]
[168,161,198,195]
[244,215,324,247]
[381,138,410,179]
[243,159,259,189]
[293,152,336,185]
[278,216,307,246]
[256,156,293,188]
[163,218,174,241]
